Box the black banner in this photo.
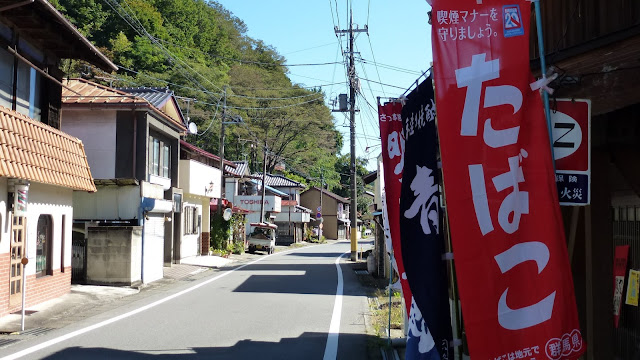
[400,75,452,360]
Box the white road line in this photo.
[323,252,348,360]
[0,247,309,360]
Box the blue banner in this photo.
[400,75,452,360]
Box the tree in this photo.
[55,0,346,180]
[332,154,372,216]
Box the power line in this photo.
[104,0,223,97]
[365,34,386,98]
[112,65,332,101]
[359,77,406,90]
[151,37,343,67]
[358,58,423,75]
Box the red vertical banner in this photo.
[431,1,585,359]
[378,101,413,312]
[613,245,630,328]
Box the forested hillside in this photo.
[52,0,347,191]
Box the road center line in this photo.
[0,246,314,360]
[323,252,348,360]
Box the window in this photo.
[0,47,42,121]
[149,135,170,178]
[0,49,13,109]
[36,215,53,277]
[162,145,169,177]
[184,206,198,235]
[152,138,159,175]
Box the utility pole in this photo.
[218,85,227,215]
[259,142,268,224]
[319,168,323,240]
[335,10,367,261]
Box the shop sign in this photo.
[431,0,584,358]
[378,100,413,315]
[614,245,630,327]
[235,196,281,212]
[552,99,591,206]
[626,269,639,307]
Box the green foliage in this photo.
[332,154,372,216]
[231,240,245,255]
[210,211,230,251]
[281,170,309,188]
[55,0,348,190]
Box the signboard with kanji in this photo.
[552,99,591,206]
[432,1,584,358]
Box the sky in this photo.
[214,0,434,171]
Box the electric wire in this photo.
[365,33,386,98]
[358,59,424,75]
[150,37,342,67]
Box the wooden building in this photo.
[531,1,640,358]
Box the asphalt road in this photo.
[0,241,374,360]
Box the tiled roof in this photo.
[0,106,96,192]
[255,173,304,188]
[62,79,147,105]
[249,179,289,198]
[62,79,186,132]
[116,87,172,109]
[226,161,249,177]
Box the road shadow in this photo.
[285,252,348,258]
[39,332,383,360]
[230,262,367,297]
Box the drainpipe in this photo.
[139,198,158,284]
[138,203,145,284]
[132,111,137,178]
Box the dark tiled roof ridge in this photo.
[116,86,172,93]
[255,172,304,187]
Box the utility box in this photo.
[338,94,348,111]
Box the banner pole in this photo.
[533,0,555,162]
[432,74,462,359]
[387,247,394,346]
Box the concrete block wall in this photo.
[86,227,142,286]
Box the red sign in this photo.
[613,245,630,328]
[552,99,591,206]
[378,101,413,313]
[431,1,584,359]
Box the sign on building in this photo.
[552,99,591,206]
[235,196,282,213]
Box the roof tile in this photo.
[63,79,186,132]
[0,106,96,192]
